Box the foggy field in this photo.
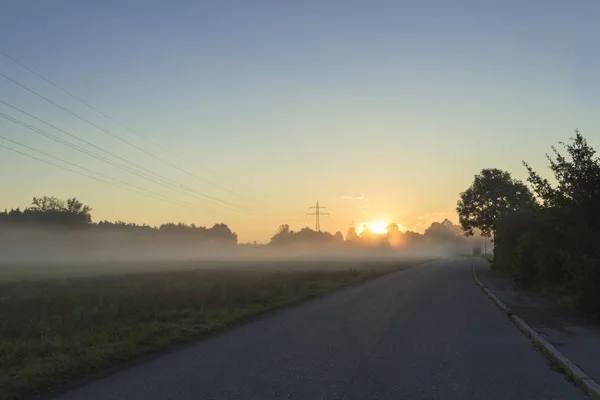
[0,258,429,400]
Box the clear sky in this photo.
[1,0,599,242]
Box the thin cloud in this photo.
[340,195,365,200]
[409,212,454,233]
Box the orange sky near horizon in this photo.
[1,2,599,243]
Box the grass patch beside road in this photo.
[0,259,424,400]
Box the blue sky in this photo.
[1,0,599,242]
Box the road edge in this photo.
[471,263,600,400]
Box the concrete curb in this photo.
[471,263,600,400]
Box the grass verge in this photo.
[0,259,423,400]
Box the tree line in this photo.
[0,196,238,245]
[268,218,474,251]
[457,130,600,316]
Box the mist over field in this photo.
[0,226,466,281]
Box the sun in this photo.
[356,220,390,235]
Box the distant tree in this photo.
[386,223,403,247]
[208,223,238,245]
[386,223,400,234]
[334,231,344,242]
[457,168,534,238]
[269,224,295,245]
[269,224,336,246]
[360,224,372,238]
[31,196,65,212]
[424,219,462,242]
[27,196,92,226]
[278,224,291,235]
[345,226,360,243]
[403,231,424,245]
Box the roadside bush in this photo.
[564,254,600,315]
[495,209,566,287]
[494,210,540,279]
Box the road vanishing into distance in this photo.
[51,259,585,400]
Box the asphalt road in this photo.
[52,259,586,400]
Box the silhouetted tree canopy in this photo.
[524,130,600,228]
[0,196,92,227]
[477,131,600,315]
[456,168,534,238]
[0,196,238,245]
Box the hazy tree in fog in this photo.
[269,225,338,246]
[456,168,534,238]
[269,224,295,245]
[424,219,462,242]
[208,223,238,245]
[360,224,372,238]
[403,231,424,245]
[278,224,291,234]
[345,226,360,243]
[334,231,344,242]
[385,223,403,247]
[386,223,400,234]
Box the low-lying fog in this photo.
[0,228,466,280]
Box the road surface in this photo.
[52,259,585,399]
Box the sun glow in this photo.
[356,220,389,235]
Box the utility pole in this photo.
[306,200,329,232]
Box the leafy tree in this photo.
[524,130,600,225]
[27,196,93,226]
[31,196,65,212]
[334,231,344,242]
[523,131,600,313]
[456,168,534,238]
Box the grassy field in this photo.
[0,258,426,400]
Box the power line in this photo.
[0,107,176,187]
[0,112,250,216]
[0,53,248,199]
[0,100,246,213]
[1,51,181,157]
[0,52,296,217]
[306,200,329,232]
[0,134,209,211]
[0,141,207,211]
[0,69,244,209]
